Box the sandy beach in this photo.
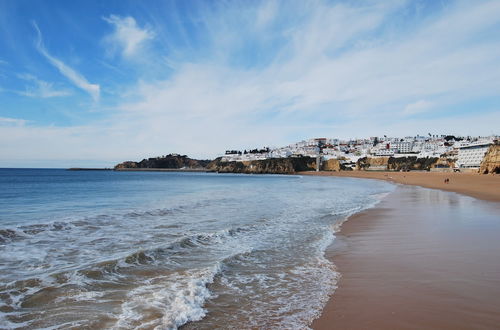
[305,172,500,329]
[301,171,500,202]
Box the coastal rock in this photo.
[206,157,316,174]
[387,156,439,171]
[479,144,500,174]
[356,157,389,170]
[356,156,438,171]
[321,159,353,171]
[431,157,456,169]
[322,159,341,171]
[114,154,210,170]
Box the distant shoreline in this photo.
[300,170,500,202]
[68,168,208,172]
[114,168,208,172]
[68,168,113,171]
[67,168,500,202]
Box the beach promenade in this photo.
[302,171,500,329]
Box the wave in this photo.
[0,199,219,246]
[115,264,222,330]
[0,223,258,316]
[0,229,27,243]
[118,248,257,330]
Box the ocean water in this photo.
[0,169,393,329]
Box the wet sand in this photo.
[301,171,500,202]
[311,185,500,329]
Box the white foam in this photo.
[55,290,105,303]
[113,263,221,330]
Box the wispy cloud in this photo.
[17,73,71,98]
[103,15,154,58]
[255,0,278,29]
[403,100,433,116]
[0,117,28,126]
[111,0,500,155]
[32,21,100,101]
[2,1,500,166]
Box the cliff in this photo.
[206,157,317,174]
[356,157,389,170]
[322,159,341,171]
[387,156,439,171]
[356,156,439,171]
[114,154,210,170]
[479,144,500,174]
[322,159,353,171]
[432,157,456,169]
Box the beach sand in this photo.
[307,173,500,329]
[301,171,500,202]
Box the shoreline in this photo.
[309,173,500,329]
[67,168,208,172]
[300,170,500,202]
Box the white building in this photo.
[391,141,414,153]
[456,141,492,168]
[269,149,292,158]
[374,149,395,156]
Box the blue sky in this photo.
[0,0,499,167]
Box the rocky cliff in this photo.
[322,159,341,171]
[114,154,210,170]
[321,159,353,171]
[356,156,438,171]
[432,157,456,169]
[356,157,389,170]
[206,157,317,174]
[479,144,500,174]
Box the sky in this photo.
[0,0,499,167]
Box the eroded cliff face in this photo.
[356,157,389,170]
[356,156,438,171]
[388,156,438,171]
[480,144,500,174]
[206,157,316,174]
[114,155,210,170]
[432,157,456,169]
[322,159,341,171]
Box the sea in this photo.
[0,169,393,329]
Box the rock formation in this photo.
[432,157,456,169]
[206,157,316,174]
[356,157,389,170]
[114,154,210,170]
[387,156,438,171]
[356,156,438,171]
[479,144,500,174]
[322,159,342,171]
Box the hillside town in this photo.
[221,135,499,171]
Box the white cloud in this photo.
[256,0,278,29]
[17,73,71,98]
[103,15,154,58]
[0,117,28,126]
[84,0,496,159]
[403,100,433,116]
[4,1,500,166]
[32,21,100,101]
